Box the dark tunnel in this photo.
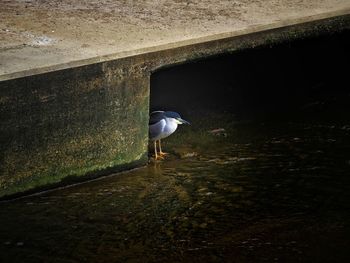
[150,29,350,125]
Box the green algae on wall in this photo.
[0,58,149,198]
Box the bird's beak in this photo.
[178,118,190,125]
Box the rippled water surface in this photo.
[1,115,350,262]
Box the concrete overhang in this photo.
[1,0,350,81]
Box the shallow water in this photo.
[1,116,350,263]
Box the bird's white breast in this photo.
[149,117,179,141]
[162,117,178,138]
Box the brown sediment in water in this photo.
[0,115,349,262]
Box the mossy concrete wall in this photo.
[0,14,349,199]
[0,59,150,198]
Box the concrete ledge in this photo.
[0,9,350,198]
[1,8,350,81]
[1,1,350,79]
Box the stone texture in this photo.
[0,58,149,197]
[0,0,349,79]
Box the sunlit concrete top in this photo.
[0,0,349,80]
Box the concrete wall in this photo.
[0,14,349,199]
[0,59,150,198]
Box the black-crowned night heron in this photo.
[149,111,190,160]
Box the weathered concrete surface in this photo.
[0,0,349,79]
[0,58,150,198]
[0,1,350,198]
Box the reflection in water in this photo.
[1,117,350,262]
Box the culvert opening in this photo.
[150,29,350,157]
[144,32,350,260]
[151,30,349,122]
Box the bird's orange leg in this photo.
[154,140,158,160]
[154,140,165,160]
[159,140,168,156]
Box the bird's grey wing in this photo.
[149,111,165,125]
[149,119,166,140]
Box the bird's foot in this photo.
[154,155,165,161]
[159,151,168,156]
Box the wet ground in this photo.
[1,113,350,262]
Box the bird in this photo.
[149,111,190,160]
